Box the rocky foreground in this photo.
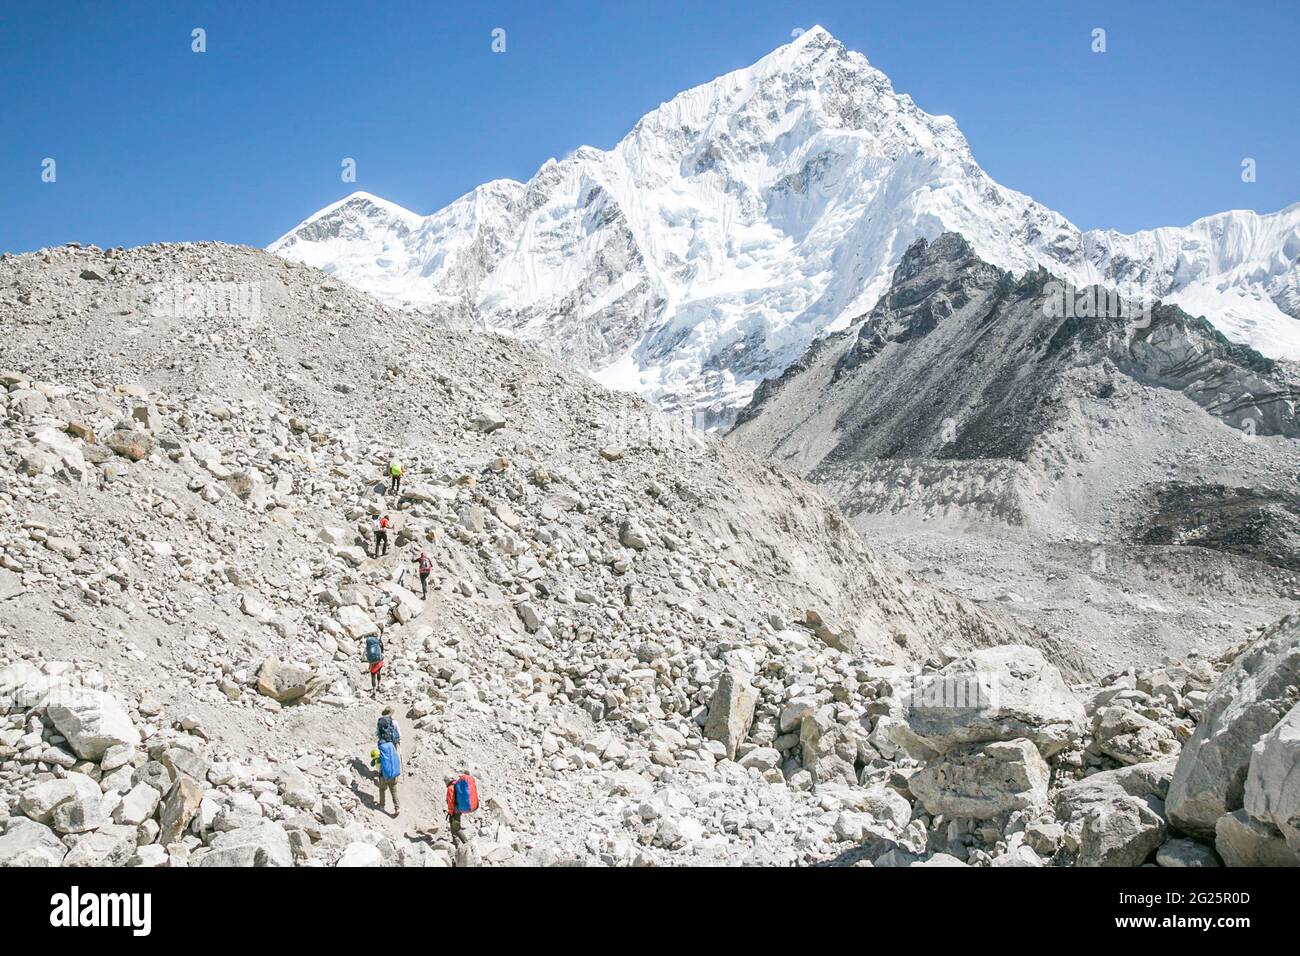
[0,242,1296,867]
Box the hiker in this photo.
[377,705,401,747]
[415,549,432,600]
[445,770,479,844]
[373,514,391,557]
[365,632,384,695]
[375,739,401,815]
[389,456,404,494]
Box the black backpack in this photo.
[377,715,399,743]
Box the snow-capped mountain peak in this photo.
[270,27,1300,425]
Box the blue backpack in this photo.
[365,636,383,663]
[378,741,401,780]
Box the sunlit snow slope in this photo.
[270,26,1300,426]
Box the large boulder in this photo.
[0,818,68,866]
[197,820,293,867]
[336,605,378,640]
[255,657,318,704]
[902,645,1086,758]
[1242,701,1300,860]
[63,824,138,867]
[337,842,384,867]
[1168,615,1300,837]
[19,774,103,826]
[44,686,141,760]
[1054,758,1175,867]
[1214,809,1298,866]
[911,738,1050,819]
[703,667,757,760]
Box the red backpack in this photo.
[446,774,479,814]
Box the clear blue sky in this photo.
[2,0,1297,254]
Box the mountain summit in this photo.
[271,26,1300,426]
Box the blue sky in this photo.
[2,0,1297,254]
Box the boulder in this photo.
[255,657,314,704]
[114,782,162,827]
[848,786,914,829]
[703,667,757,759]
[804,608,856,653]
[19,773,102,825]
[469,409,506,434]
[619,521,649,551]
[197,820,293,867]
[902,645,1086,758]
[105,428,155,461]
[1242,701,1300,859]
[337,842,384,867]
[1155,838,1220,867]
[910,738,1050,819]
[1168,615,1300,837]
[159,776,204,845]
[44,686,141,760]
[798,710,864,786]
[0,818,68,867]
[1214,809,1298,867]
[1094,706,1180,765]
[63,824,137,867]
[336,605,378,640]
[1054,759,1175,867]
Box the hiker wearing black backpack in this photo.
[364,632,385,695]
[377,705,401,748]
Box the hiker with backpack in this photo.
[445,770,479,844]
[364,632,385,695]
[375,738,402,815]
[373,514,391,558]
[377,705,401,748]
[415,549,432,600]
[389,456,404,494]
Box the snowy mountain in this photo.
[269,25,1300,427]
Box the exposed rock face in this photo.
[901,645,1086,758]
[1168,615,1300,837]
[728,233,1300,674]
